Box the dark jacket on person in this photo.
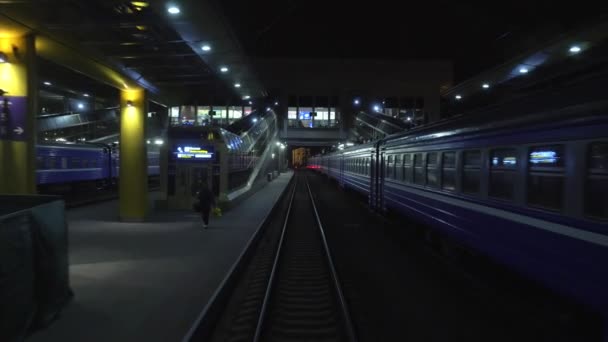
[197,185,215,209]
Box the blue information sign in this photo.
[0,96,28,141]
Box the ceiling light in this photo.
[77,103,84,109]
[519,67,529,74]
[406,116,412,121]
[482,83,490,89]
[43,81,52,86]
[154,139,164,145]
[252,118,258,123]
[201,44,211,51]
[274,101,278,106]
[243,95,250,99]
[455,95,462,100]
[220,66,228,73]
[569,45,581,53]
[248,101,252,105]
[373,105,380,111]
[0,52,7,63]
[167,5,180,14]
[354,99,360,105]
[83,93,90,97]
[234,83,241,88]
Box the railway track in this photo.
[184,173,356,342]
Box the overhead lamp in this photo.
[154,139,164,145]
[266,107,271,112]
[220,66,229,73]
[43,81,52,86]
[455,95,462,100]
[234,83,241,88]
[77,103,84,109]
[519,67,529,74]
[126,100,134,107]
[373,105,380,111]
[274,101,278,106]
[482,83,490,89]
[243,95,250,99]
[406,116,412,121]
[167,5,180,14]
[201,44,211,51]
[248,101,253,105]
[354,99,360,105]
[252,118,258,123]
[83,93,90,97]
[0,52,7,63]
[569,45,581,54]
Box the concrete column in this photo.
[119,88,148,221]
[0,34,37,194]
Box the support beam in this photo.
[0,33,37,194]
[119,88,147,221]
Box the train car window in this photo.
[386,155,393,179]
[586,142,608,219]
[442,152,456,191]
[395,155,402,181]
[61,157,68,169]
[82,159,89,168]
[414,153,425,185]
[426,152,438,187]
[91,159,97,168]
[462,150,481,194]
[489,148,517,200]
[528,145,565,210]
[48,157,56,169]
[403,154,412,183]
[71,157,81,168]
[36,156,45,170]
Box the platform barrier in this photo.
[0,195,72,342]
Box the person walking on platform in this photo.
[196,181,216,229]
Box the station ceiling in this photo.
[218,0,608,82]
[0,0,265,102]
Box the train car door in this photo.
[370,142,384,210]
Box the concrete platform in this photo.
[27,171,293,342]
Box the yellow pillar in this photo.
[0,34,36,194]
[119,89,148,221]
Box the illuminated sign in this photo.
[174,145,214,161]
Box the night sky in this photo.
[218,1,608,82]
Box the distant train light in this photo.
[167,5,180,14]
[569,45,581,54]
[455,95,462,100]
[519,67,529,74]
[482,83,490,89]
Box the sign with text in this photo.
[0,96,28,141]
[173,145,215,161]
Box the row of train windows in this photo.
[37,156,99,170]
[344,142,608,219]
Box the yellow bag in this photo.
[212,207,222,217]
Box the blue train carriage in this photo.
[340,143,375,195]
[36,143,110,190]
[378,102,608,320]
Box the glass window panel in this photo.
[414,154,425,185]
[589,142,608,169]
[463,170,480,194]
[491,149,518,169]
[288,107,298,119]
[464,150,481,167]
[528,174,563,210]
[529,145,564,167]
[180,105,196,125]
[170,106,179,118]
[489,171,515,200]
[586,177,608,219]
[443,152,456,168]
